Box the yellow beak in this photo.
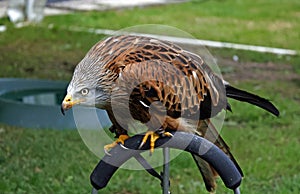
[61,94,84,115]
[61,94,73,115]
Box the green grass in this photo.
[0,23,103,80]
[1,0,300,193]
[0,25,299,80]
[41,0,300,50]
[0,127,98,193]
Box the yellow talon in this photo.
[139,131,173,154]
[104,134,130,155]
[162,132,173,138]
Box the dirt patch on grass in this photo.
[218,58,300,83]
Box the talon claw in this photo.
[104,148,112,156]
[139,130,172,154]
[103,134,129,155]
[139,132,151,150]
[164,132,173,137]
[104,142,116,156]
[138,141,145,149]
[119,143,129,150]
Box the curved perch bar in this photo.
[90,131,242,192]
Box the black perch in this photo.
[90,131,242,193]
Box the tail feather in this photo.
[192,154,217,192]
[225,85,280,116]
[191,85,279,191]
[192,119,243,192]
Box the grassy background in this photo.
[1,0,300,193]
[41,0,300,50]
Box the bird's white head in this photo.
[61,55,114,114]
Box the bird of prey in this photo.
[61,35,279,192]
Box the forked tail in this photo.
[225,85,280,116]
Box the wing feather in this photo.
[91,35,226,117]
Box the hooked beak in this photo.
[61,94,83,115]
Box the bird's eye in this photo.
[81,88,89,96]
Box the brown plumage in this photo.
[61,35,279,192]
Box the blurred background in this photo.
[0,0,299,193]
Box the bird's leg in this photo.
[104,134,130,155]
[139,128,173,154]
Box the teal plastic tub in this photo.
[0,78,110,130]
